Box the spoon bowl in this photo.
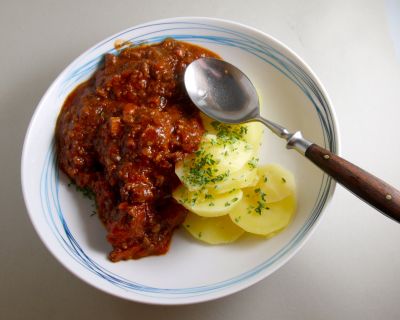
[185,57,260,123]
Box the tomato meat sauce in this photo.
[56,39,220,261]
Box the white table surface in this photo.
[1,0,399,319]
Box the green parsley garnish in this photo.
[182,150,230,188]
[69,180,95,200]
[210,121,248,144]
[247,157,259,169]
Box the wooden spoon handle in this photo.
[305,144,400,222]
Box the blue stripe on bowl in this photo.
[42,21,336,299]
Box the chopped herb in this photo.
[282,177,287,183]
[247,205,255,214]
[186,224,190,228]
[255,200,267,215]
[210,121,248,144]
[224,202,231,207]
[183,150,230,187]
[205,194,213,199]
[209,202,215,206]
[73,184,95,200]
[264,176,268,183]
[232,197,239,202]
[254,188,261,193]
[234,216,242,223]
[190,197,198,206]
[244,144,252,150]
[247,157,259,169]
[90,210,97,217]
[210,121,220,129]
[198,232,202,238]
[260,192,267,202]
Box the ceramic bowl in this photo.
[21,17,339,304]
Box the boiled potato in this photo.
[244,121,264,152]
[200,113,264,150]
[257,164,295,203]
[200,113,216,133]
[212,162,259,194]
[229,192,296,236]
[174,112,297,243]
[183,212,245,244]
[173,184,243,217]
[175,134,254,191]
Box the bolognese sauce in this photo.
[56,39,220,261]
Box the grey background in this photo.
[1,0,400,319]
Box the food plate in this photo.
[21,17,339,304]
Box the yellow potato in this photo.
[212,162,259,194]
[257,164,295,203]
[175,134,254,191]
[229,192,296,236]
[176,112,297,243]
[200,113,264,150]
[200,113,217,133]
[183,212,245,244]
[173,184,243,217]
[245,121,264,151]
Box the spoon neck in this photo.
[255,116,312,155]
[255,116,291,139]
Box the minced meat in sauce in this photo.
[56,39,220,261]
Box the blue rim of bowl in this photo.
[32,19,337,301]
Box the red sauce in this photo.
[56,39,220,261]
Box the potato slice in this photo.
[242,121,264,152]
[173,184,243,217]
[183,212,245,244]
[229,192,296,236]
[200,113,264,150]
[200,113,219,133]
[257,164,296,203]
[212,163,259,194]
[175,134,254,191]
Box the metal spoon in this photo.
[184,57,400,223]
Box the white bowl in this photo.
[21,17,339,305]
